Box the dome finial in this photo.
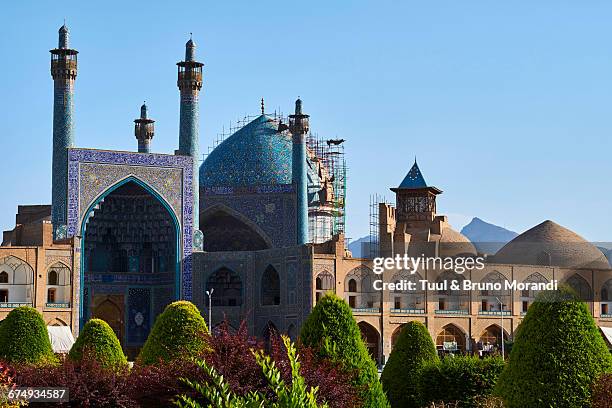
[261,98,265,115]
[295,97,302,115]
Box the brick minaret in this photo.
[134,103,155,153]
[289,98,309,245]
[50,24,78,239]
[177,37,203,230]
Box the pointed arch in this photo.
[436,324,466,352]
[315,270,334,303]
[565,274,592,301]
[0,256,34,304]
[391,270,424,311]
[79,176,181,332]
[435,271,469,313]
[479,324,508,345]
[479,271,511,313]
[345,266,380,310]
[358,321,380,364]
[261,265,280,306]
[200,204,273,251]
[391,324,406,348]
[262,321,278,352]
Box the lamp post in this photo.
[206,288,214,330]
[495,296,505,358]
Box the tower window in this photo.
[0,272,8,284]
[0,289,8,303]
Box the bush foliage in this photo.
[381,321,439,408]
[300,293,390,408]
[176,335,328,408]
[0,306,56,365]
[138,301,209,365]
[494,288,612,408]
[68,318,127,369]
[419,355,504,408]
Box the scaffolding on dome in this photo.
[368,194,393,259]
[202,112,347,245]
[202,111,288,162]
[306,133,347,243]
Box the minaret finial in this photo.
[261,98,265,115]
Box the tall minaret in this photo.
[134,102,155,153]
[177,37,203,230]
[289,98,309,245]
[50,24,78,239]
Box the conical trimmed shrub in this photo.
[300,293,390,408]
[0,306,56,365]
[494,287,612,407]
[381,321,439,407]
[68,318,127,368]
[138,300,208,365]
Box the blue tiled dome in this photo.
[200,115,293,187]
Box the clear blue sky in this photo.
[1,1,611,242]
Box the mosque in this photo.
[1,25,611,361]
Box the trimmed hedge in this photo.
[381,321,438,408]
[68,318,127,368]
[419,355,504,408]
[300,293,390,408]
[494,287,612,408]
[0,306,56,365]
[138,301,208,365]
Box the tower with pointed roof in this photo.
[391,160,442,223]
[379,160,475,258]
[50,24,78,239]
[134,103,155,153]
[289,98,309,245]
[177,36,203,231]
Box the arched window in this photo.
[348,279,357,292]
[601,279,612,316]
[520,272,548,314]
[479,271,511,314]
[48,270,58,286]
[315,271,334,303]
[566,274,592,301]
[261,266,280,306]
[0,256,34,304]
[435,271,469,313]
[206,268,243,307]
[391,270,424,311]
[344,266,380,310]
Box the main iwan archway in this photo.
[79,177,180,356]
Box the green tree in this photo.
[381,321,439,407]
[494,287,612,408]
[175,335,328,408]
[0,306,56,365]
[68,318,127,368]
[300,293,390,408]
[139,300,209,365]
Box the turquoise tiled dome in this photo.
[200,115,293,187]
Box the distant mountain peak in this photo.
[461,217,518,255]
